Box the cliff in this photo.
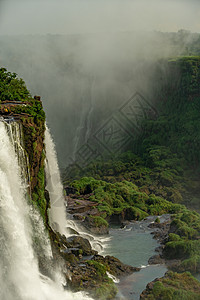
[0,68,47,220]
[0,67,134,300]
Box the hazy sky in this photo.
[0,0,200,35]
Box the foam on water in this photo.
[0,120,93,300]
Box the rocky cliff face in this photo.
[0,68,137,299]
[21,112,47,220]
[0,97,46,222]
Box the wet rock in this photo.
[49,229,96,258]
[65,235,97,256]
[93,254,140,277]
[155,245,164,253]
[148,254,165,265]
[66,260,117,299]
[66,227,79,235]
[73,214,85,221]
[66,197,98,215]
[140,279,158,299]
[83,216,109,235]
[65,186,77,194]
[148,220,171,244]
[165,259,182,270]
[120,220,130,228]
[63,247,80,256]
[62,253,79,264]
[44,189,50,208]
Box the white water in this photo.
[45,125,84,237]
[45,126,67,235]
[4,121,31,189]
[45,125,105,253]
[0,120,93,300]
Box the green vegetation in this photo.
[66,148,186,205]
[0,68,45,121]
[0,68,31,102]
[80,260,117,300]
[71,176,184,221]
[70,174,200,273]
[90,216,109,227]
[12,99,45,121]
[137,57,200,170]
[21,115,46,222]
[143,272,200,300]
[94,280,117,300]
[65,57,200,209]
[64,57,200,289]
[163,209,200,273]
[0,67,47,222]
[32,165,47,220]
[87,260,107,277]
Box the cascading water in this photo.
[44,125,83,237]
[4,120,31,189]
[0,119,93,300]
[44,125,105,252]
[44,126,67,235]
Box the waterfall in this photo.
[45,125,70,235]
[44,125,105,252]
[45,125,89,237]
[4,120,31,190]
[0,120,92,300]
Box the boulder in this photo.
[93,254,140,277]
[148,254,165,265]
[65,235,96,256]
[83,216,109,235]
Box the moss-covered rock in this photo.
[67,260,117,300]
[140,271,200,300]
[0,68,47,222]
[83,215,109,235]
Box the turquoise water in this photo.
[116,265,167,300]
[102,217,167,299]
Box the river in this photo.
[102,216,168,299]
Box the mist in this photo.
[0,0,200,167]
[0,0,200,35]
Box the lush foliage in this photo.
[0,68,31,102]
[65,57,200,284]
[0,68,45,121]
[164,209,200,273]
[11,99,45,121]
[66,148,186,204]
[144,271,200,300]
[65,57,200,211]
[83,260,117,300]
[0,68,47,222]
[71,176,184,221]
[137,57,200,170]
